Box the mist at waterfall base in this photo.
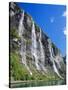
[17,2,66,56]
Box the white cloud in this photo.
[63,30,67,35]
[63,27,67,36]
[50,17,54,23]
[62,10,67,17]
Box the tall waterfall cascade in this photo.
[18,11,32,75]
[39,29,47,72]
[31,21,40,70]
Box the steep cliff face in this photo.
[9,2,66,81]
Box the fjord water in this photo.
[11,79,65,88]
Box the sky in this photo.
[17,2,66,56]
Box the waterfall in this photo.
[18,11,24,36]
[18,11,32,75]
[48,39,63,79]
[18,11,26,65]
[55,55,61,69]
[31,21,40,70]
[39,29,47,72]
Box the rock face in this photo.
[9,2,66,81]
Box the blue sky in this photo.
[17,2,66,56]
